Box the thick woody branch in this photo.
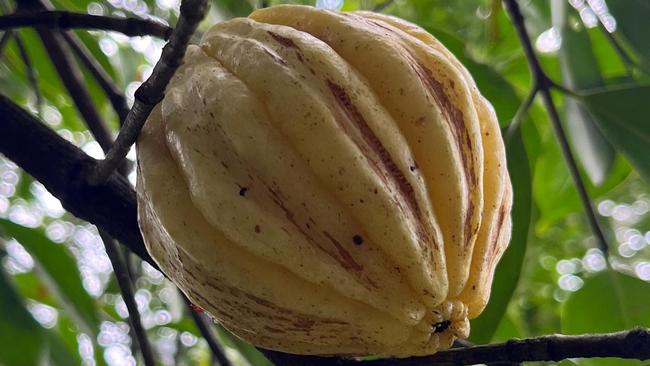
[0,94,152,266]
[0,11,172,39]
[89,0,210,184]
[263,328,650,366]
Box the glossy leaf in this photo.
[562,270,650,366]
[534,144,632,231]
[0,265,46,366]
[46,329,82,366]
[0,219,100,336]
[581,84,650,183]
[470,129,532,344]
[216,325,274,366]
[607,0,650,64]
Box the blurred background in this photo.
[1,0,649,365]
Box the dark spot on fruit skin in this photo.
[352,235,364,246]
[254,225,261,234]
[433,320,451,333]
[239,187,248,197]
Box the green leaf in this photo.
[215,326,273,366]
[0,265,47,366]
[562,270,650,366]
[607,0,650,65]
[581,84,650,183]
[0,219,100,336]
[490,311,524,343]
[554,0,615,185]
[46,329,82,366]
[470,129,532,344]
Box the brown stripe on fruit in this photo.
[326,80,438,254]
[323,231,364,272]
[265,185,370,281]
[487,191,510,266]
[266,186,379,290]
[406,55,478,249]
[326,80,419,215]
[345,11,479,248]
[267,31,299,49]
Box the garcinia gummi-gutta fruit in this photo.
[136,4,513,357]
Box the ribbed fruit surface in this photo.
[136,5,513,357]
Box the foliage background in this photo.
[0,0,649,365]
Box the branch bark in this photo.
[99,230,156,366]
[262,328,650,366]
[89,0,210,184]
[62,31,130,125]
[0,11,172,39]
[0,93,152,266]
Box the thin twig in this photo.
[89,0,210,185]
[504,86,537,143]
[62,31,130,125]
[14,33,43,115]
[99,230,156,366]
[27,26,115,151]
[183,295,232,366]
[503,0,610,255]
[0,29,13,58]
[0,10,172,39]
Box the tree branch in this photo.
[89,0,210,184]
[0,29,13,58]
[263,328,650,366]
[28,27,115,152]
[99,230,156,366]
[14,32,43,115]
[503,0,610,255]
[62,31,130,125]
[183,295,232,366]
[0,93,153,266]
[0,10,172,39]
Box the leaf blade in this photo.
[0,219,101,336]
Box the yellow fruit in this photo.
[136,5,512,357]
